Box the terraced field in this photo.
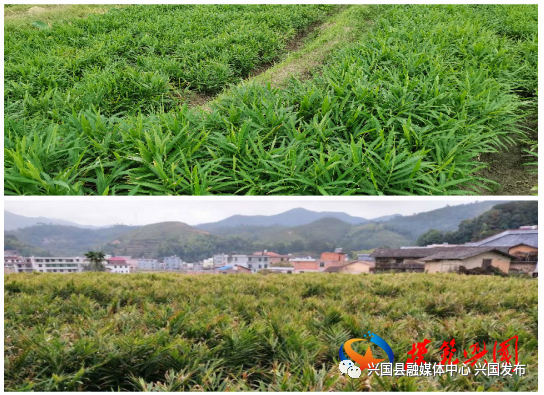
[4,5,537,195]
[4,272,537,391]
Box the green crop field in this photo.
[4,273,537,391]
[4,4,538,195]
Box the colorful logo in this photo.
[339,332,394,377]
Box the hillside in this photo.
[382,201,508,238]
[104,222,220,262]
[5,225,138,256]
[4,210,102,231]
[5,201,518,259]
[197,208,368,231]
[4,234,52,256]
[417,201,538,246]
[203,201,509,249]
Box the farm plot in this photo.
[4,5,537,195]
[4,4,335,119]
[4,272,538,391]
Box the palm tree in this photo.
[84,251,106,272]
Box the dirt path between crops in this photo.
[186,19,335,110]
[188,5,359,111]
[465,110,538,196]
[475,138,537,196]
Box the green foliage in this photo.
[4,234,51,256]
[5,201,518,259]
[4,272,538,391]
[417,201,538,245]
[5,5,334,120]
[4,4,537,195]
[5,224,138,256]
[84,251,106,271]
[383,201,505,237]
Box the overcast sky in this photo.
[3,198,495,227]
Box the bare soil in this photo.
[471,112,538,195]
[26,6,47,14]
[476,141,537,195]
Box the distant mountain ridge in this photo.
[197,208,369,230]
[5,210,112,231]
[5,201,514,260]
[6,224,139,256]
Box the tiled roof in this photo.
[467,229,538,248]
[372,246,510,260]
[420,247,514,261]
[372,247,454,258]
[323,266,344,273]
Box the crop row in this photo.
[4,272,537,391]
[4,5,537,195]
[5,5,335,120]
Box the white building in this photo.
[226,254,269,273]
[105,264,130,274]
[138,258,159,271]
[116,256,139,272]
[25,256,89,273]
[164,255,183,270]
[202,258,214,269]
[4,253,27,273]
[213,254,229,268]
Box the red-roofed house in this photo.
[253,251,291,264]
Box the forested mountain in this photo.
[417,201,538,246]
[5,210,103,231]
[381,201,507,237]
[5,225,139,256]
[103,222,223,262]
[5,201,523,260]
[197,208,368,231]
[4,234,52,257]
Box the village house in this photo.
[421,247,513,273]
[111,256,139,272]
[467,225,538,249]
[467,226,538,274]
[289,256,318,273]
[213,253,229,268]
[372,246,514,274]
[24,256,89,273]
[163,255,183,270]
[323,260,375,274]
[107,256,127,265]
[202,258,214,269]
[105,263,131,274]
[253,250,292,265]
[4,252,26,274]
[371,247,429,273]
[291,249,348,273]
[137,258,159,271]
[226,254,270,273]
[356,253,375,263]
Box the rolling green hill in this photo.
[382,201,508,237]
[417,201,538,245]
[197,208,368,231]
[104,222,218,261]
[5,225,138,256]
[5,201,522,260]
[4,234,52,257]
